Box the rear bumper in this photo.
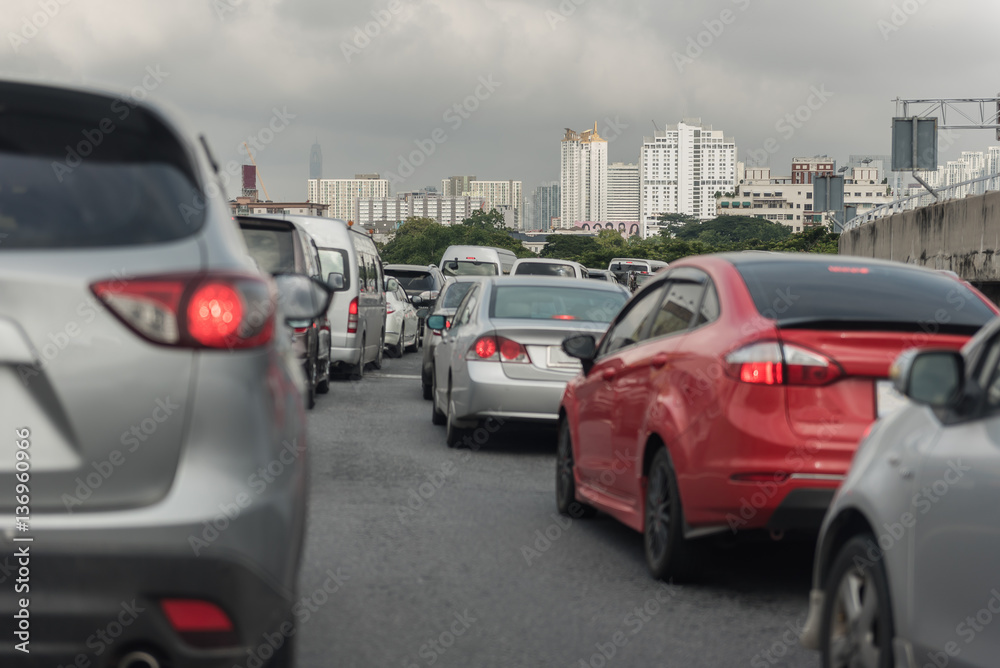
[330,343,361,366]
[457,361,570,423]
[766,487,838,531]
[0,551,296,667]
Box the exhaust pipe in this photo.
[769,529,785,541]
[118,650,160,668]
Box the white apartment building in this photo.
[354,194,486,227]
[608,162,639,226]
[307,176,389,221]
[560,125,607,228]
[639,119,736,229]
[716,166,890,231]
[468,180,523,229]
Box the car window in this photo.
[242,228,296,274]
[357,251,369,293]
[648,281,704,338]
[598,283,668,357]
[387,270,435,292]
[453,287,480,328]
[693,281,720,327]
[318,248,349,283]
[441,282,475,309]
[513,262,576,277]
[491,286,626,322]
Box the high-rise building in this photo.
[468,180,523,229]
[355,193,486,227]
[307,175,389,221]
[441,176,477,197]
[560,125,607,228]
[608,162,639,225]
[791,157,835,184]
[639,119,736,229]
[309,141,322,180]
[530,183,560,232]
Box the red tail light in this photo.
[467,335,530,363]
[160,599,237,648]
[386,305,396,315]
[725,341,842,386]
[348,297,359,334]
[92,273,274,349]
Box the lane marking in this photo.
[370,373,421,379]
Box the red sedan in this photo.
[556,253,998,580]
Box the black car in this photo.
[383,264,449,346]
[239,216,330,408]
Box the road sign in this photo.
[891,117,938,171]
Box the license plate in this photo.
[547,346,580,370]
[876,379,909,417]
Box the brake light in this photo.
[160,599,237,648]
[386,305,396,315]
[552,314,576,320]
[348,297,359,334]
[725,342,842,386]
[466,335,530,363]
[92,273,274,349]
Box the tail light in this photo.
[386,305,396,315]
[432,318,451,337]
[348,297,359,334]
[92,273,274,349]
[466,335,530,363]
[725,341,843,386]
[160,599,238,648]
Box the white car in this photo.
[511,257,588,278]
[384,277,418,357]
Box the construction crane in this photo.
[243,142,271,201]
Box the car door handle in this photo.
[651,353,668,369]
[601,367,617,381]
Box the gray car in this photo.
[0,78,329,667]
[429,277,628,447]
[420,277,482,400]
[800,322,1000,668]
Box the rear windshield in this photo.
[609,262,649,272]
[491,286,627,323]
[633,273,654,287]
[242,228,295,274]
[441,282,475,309]
[736,260,996,333]
[0,84,204,249]
[387,270,435,292]
[442,260,498,276]
[514,262,576,277]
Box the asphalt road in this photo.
[297,351,821,668]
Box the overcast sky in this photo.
[3,0,999,205]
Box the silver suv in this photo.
[0,78,328,667]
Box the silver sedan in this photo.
[428,276,628,447]
[800,321,1000,667]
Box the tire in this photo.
[643,448,700,582]
[372,332,385,370]
[431,373,446,425]
[445,384,471,448]
[422,370,433,400]
[405,324,418,353]
[316,354,330,394]
[556,419,597,518]
[819,535,895,668]
[348,337,365,381]
[306,362,316,410]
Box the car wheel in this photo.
[556,419,597,518]
[405,326,418,353]
[316,354,331,394]
[372,332,385,370]
[348,337,365,381]
[819,535,895,668]
[644,447,700,582]
[445,383,468,448]
[431,373,446,425]
[306,364,316,410]
[422,368,433,400]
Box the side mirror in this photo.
[562,334,597,375]
[275,274,333,322]
[890,348,965,408]
[427,314,447,331]
[326,272,345,291]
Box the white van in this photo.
[262,214,387,379]
[607,257,668,284]
[439,245,517,276]
[511,257,588,278]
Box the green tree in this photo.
[672,215,792,245]
[656,212,698,237]
[462,209,507,230]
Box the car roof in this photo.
[384,264,438,271]
[513,257,579,265]
[481,276,625,292]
